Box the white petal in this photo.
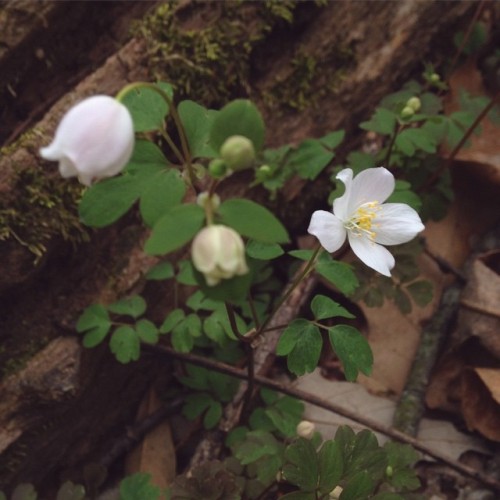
[348,233,395,276]
[58,156,78,179]
[348,167,394,214]
[333,168,353,220]
[308,210,346,253]
[373,203,425,245]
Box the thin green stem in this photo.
[115,82,196,186]
[421,89,500,191]
[258,246,322,335]
[383,121,401,168]
[159,129,185,166]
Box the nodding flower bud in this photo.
[406,97,421,112]
[220,135,255,171]
[191,225,249,286]
[40,95,134,186]
[429,72,440,83]
[296,420,315,439]
[329,486,343,499]
[400,106,415,118]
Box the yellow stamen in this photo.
[345,201,381,240]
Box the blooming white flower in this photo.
[308,167,424,277]
[40,95,134,186]
[191,225,249,286]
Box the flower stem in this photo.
[383,121,402,168]
[115,82,196,186]
[257,245,322,336]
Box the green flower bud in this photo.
[220,135,255,171]
[400,106,415,118]
[429,72,440,83]
[257,164,272,180]
[406,96,421,112]
[208,158,228,178]
[192,162,206,180]
[385,465,393,477]
[197,191,221,212]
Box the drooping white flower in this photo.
[192,225,249,286]
[40,95,134,186]
[308,167,424,277]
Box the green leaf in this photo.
[125,140,169,174]
[119,472,161,500]
[121,82,173,132]
[136,319,159,344]
[204,313,228,345]
[178,100,219,158]
[340,471,374,500]
[318,440,343,493]
[319,130,345,150]
[210,99,265,152]
[394,287,412,314]
[145,261,175,280]
[288,139,334,180]
[76,304,110,332]
[406,280,433,307]
[246,240,284,260]
[218,198,289,243]
[110,325,140,363]
[183,392,213,419]
[56,481,86,500]
[233,430,281,465]
[79,175,139,228]
[360,108,397,135]
[328,325,373,381]
[139,169,186,227]
[280,492,316,500]
[82,324,112,348]
[176,259,198,285]
[145,204,205,255]
[277,319,322,375]
[289,249,314,261]
[311,294,355,320]
[203,399,223,429]
[160,308,185,333]
[265,396,304,437]
[282,438,318,491]
[77,305,112,348]
[108,295,146,318]
[316,258,359,296]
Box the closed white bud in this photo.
[329,486,343,499]
[192,225,249,286]
[296,420,315,439]
[220,135,255,171]
[40,95,134,186]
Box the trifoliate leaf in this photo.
[135,319,159,344]
[145,203,205,255]
[76,304,110,332]
[276,319,322,375]
[360,108,397,135]
[107,295,146,318]
[282,438,318,491]
[218,198,289,244]
[121,82,173,132]
[210,99,265,152]
[288,139,334,180]
[110,326,140,363]
[328,325,373,381]
[178,100,219,158]
[145,261,175,280]
[246,240,284,260]
[316,258,359,296]
[311,294,355,320]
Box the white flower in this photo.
[308,167,424,277]
[40,95,134,186]
[296,420,316,439]
[191,225,249,286]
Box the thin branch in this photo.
[144,344,500,492]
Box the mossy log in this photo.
[0,0,476,494]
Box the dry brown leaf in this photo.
[125,388,176,490]
[461,368,500,441]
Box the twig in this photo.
[392,284,463,436]
[144,344,500,492]
[98,398,183,468]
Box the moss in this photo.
[0,132,87,263]
[134,0,355,114]
[0,336,51,378]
